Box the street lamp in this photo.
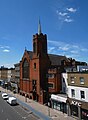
[48,102,50,117]
[25,79,27,102]
[25,94,27,102]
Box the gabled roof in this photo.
[26,50,68,66]
[26,50,87,66]
[48,54,68,66]
[27,51,33,59]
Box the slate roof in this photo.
[27,51,33,59]
[48,54,68,66]
[27,51,68,66]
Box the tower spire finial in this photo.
[38,18,42,35]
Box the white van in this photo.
[2,93,9,100]
[7,97,17,105]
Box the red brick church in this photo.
[20,21,87,104]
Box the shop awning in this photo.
[51,94,67,103]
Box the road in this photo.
[0,93,41,120]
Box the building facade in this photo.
[0,67,15,88]
[19,23,71,104]
[51,67,88,119]
[19,22,87,105]
[67,72,88,120]
[20,30,50,104]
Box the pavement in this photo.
[0,87,76,120]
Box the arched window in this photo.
[22,59,29,79]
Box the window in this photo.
[47,74,54,79]
[80,91,85,99]
[71,89,75,97]
[70,77,75,83]
[32,86,36,91]
[63,78,65,83]
[32,80,36,85]
[80,77,84,84]
[34,63,36,69]
[33,42,37,53]
[32,80,37,92]
[48,83,54,88]
[22,59,29,79]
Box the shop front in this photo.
[81,108,88,120]
[51,94,67,113]
[70,104,78,117]
[67,98,88,120]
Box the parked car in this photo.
[7,97,17,105]
[2,93,9,100]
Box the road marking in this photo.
[2,109,3,113]
[22,116,27,119]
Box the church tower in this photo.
[31,20,50,104]
[33,20,47,57]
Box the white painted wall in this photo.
[51,94,67,103]
[62,73,88,102]
[62,73,68,93]
[68,86,88,102]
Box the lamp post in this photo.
[25,79,27,102]
[48,102,50,117]
[25,94,27,102]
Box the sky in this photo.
[0,0,88,68]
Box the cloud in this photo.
[48,47,56,53]
[3,49,10,52]
[48,40,88,61]
[0,45,10,49]
[56,6,77,25]
[58,12,68,17]
[70,50,79,54]
[0,46,4,49]
[59,45,70,51]
[0,45,10,53]
[81,48,88,52]
[0,63,14,68]
[64,18,73,23]
[66,8,77,13]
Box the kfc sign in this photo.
[71,100,81,107]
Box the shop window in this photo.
[71,105,78,117]
[70,77,75,83]
[80,91,85,99]
[48,83,54,88]
[80,77,84,84]
[71,89,75,97]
